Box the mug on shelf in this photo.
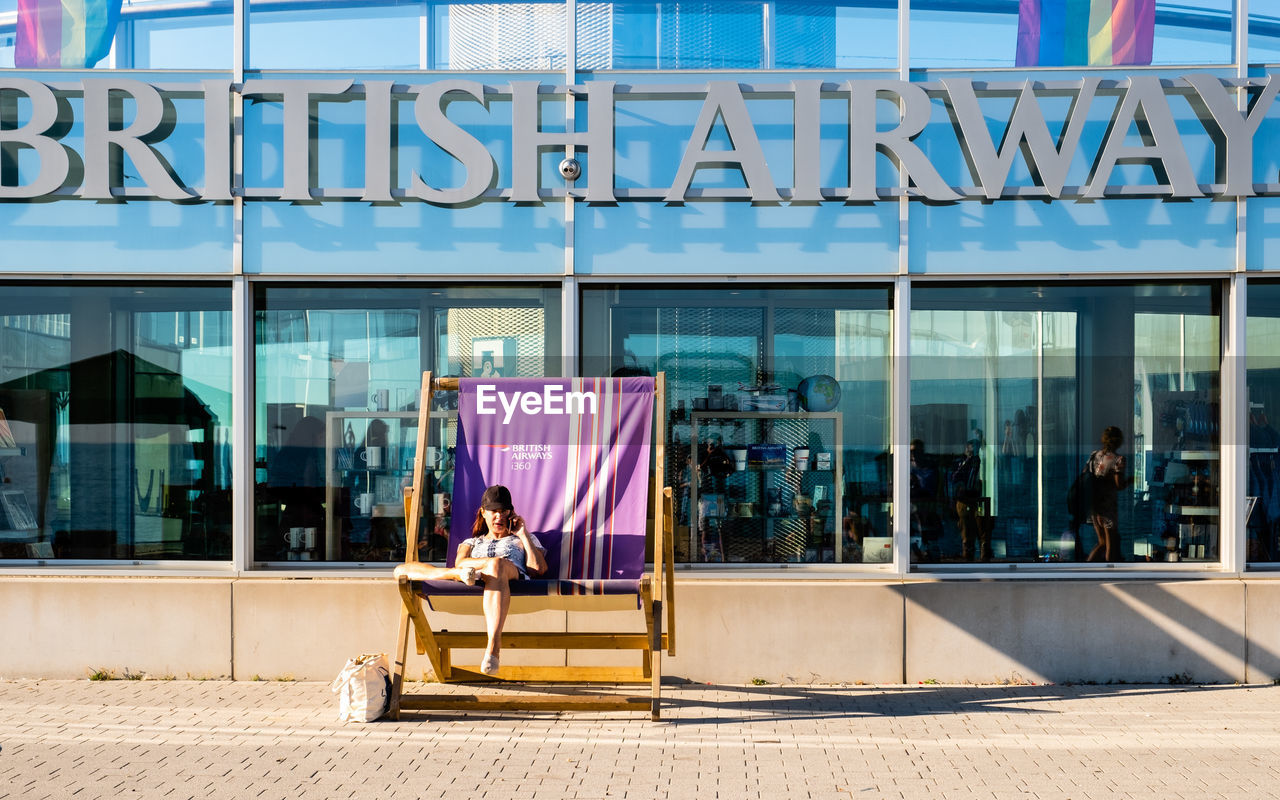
[360,446,383,469]
[793,447,810,471]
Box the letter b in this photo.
[0,79,79,199]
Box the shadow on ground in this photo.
[657,681,1266,725]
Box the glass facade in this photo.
[0,284,233,561]
[1,0,1278,580]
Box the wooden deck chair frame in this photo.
[390,371,676,719]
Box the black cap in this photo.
[480,485,513,511]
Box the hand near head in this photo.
[511,514,547,575]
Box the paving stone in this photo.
[3,681,1280,798]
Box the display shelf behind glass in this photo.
[687,410,844,564]
[324,410,455,563]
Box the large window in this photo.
[252,284,559,565]
[911,282,1221,567]
[582,284,892,565]
[1247,281,1280,566]
[0,284,233,562]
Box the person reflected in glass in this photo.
[1085,426,1128,563]
[267,415,324,558]
[951,439,989,561]
[394,484,546,676]
[1009,410,1028,485]
[910,439,944,560]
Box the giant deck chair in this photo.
[391,372,676,719]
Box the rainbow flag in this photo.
[15,0,123,68]
[1017,0,1155,67]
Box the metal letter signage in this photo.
[665,81,781,203]
[2,75,1279,205]
[0,78,78,198]
[408,80,495,205]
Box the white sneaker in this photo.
[480,654,500,675]
[459,567,478,586]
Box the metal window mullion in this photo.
[231,276,253,573]
[567,0,577,76]
[891,276,911,577]
[1237,0,1248,71]
[229,0,249,572]
[234,0,246,80]
[898,0,910,276]
[1036,310,1045,552]
[763,1,774,70]
[427,0,437,69]
[564,0,579,376]
[1237,0,1248,276]
[900,0,909,75]
[1222,273,1247,574]
[1231,0,1249,574]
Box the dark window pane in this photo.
[0,284,232,562]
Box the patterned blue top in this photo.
[462,533,546,579]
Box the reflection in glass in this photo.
[0,284,232,561]
[252,284,559,564]
[582,285,892,565]
[911,282,1221,566]
[249,4,423,70]
[1247,281,1280,564]
[132,14,233,70]
[439,1,567,69]
[1252,9,1280,64]
[581,0,894,69]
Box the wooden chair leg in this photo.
[389,604,412,720]
[650,598,663,721]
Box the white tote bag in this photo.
[330,653,391,723]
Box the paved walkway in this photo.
[3,679,1280,799]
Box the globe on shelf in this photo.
[797,374,840,412]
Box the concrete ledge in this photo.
[905,580,1249,684]
[1243,580,1280,682]
[0,577,231,679]
[5,575,1280,683]
[658,580,907,684]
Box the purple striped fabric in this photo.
[438,376,655,595]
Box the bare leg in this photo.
[463,557,520,661]
[393,562,474,582]
[1086,520,1107,562]
[1103,526,1120,563]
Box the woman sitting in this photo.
[393,484,546,675]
